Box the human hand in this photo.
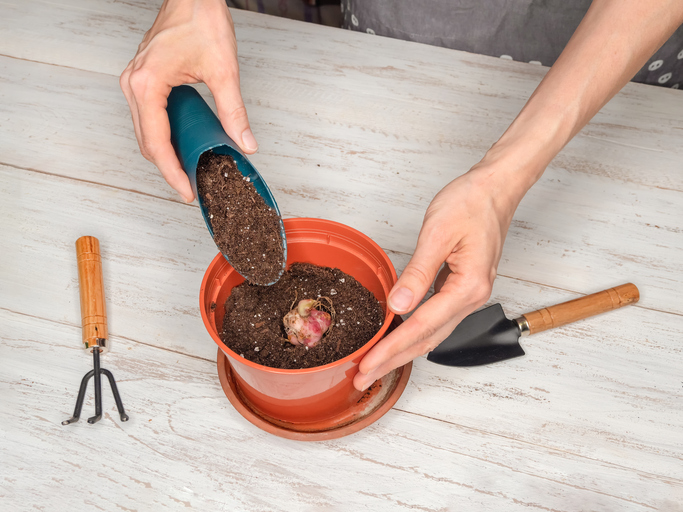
[352,0,683,393]
[120,0,257,202]
[354,165,523,391]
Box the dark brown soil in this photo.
[221,263,385,369]
[197,151,285,285]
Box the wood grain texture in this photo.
[2,158,682,503]
[75,236,109,350]
[406,282,683,482]
[2,308,682,511]
[1,5,682,312]
[523,283,640,334]
[2,1,683,510]
[1,53,683,316]
[2,1,682,190]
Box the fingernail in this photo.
[363,368,377,380]
[241,128,258,152]
[180,192,194,203]
[359,365,376,377]
[389,287,413,312]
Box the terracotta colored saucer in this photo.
[217,350,412,441]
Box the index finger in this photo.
[360,258,493,375]
[360,282,477,373]
[353,290,475,391]
[136,81,195,202]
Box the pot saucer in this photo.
[217,350,412,441]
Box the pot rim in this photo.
[200,217,397,375]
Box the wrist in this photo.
[160,0,228,16]
[471,94,580,203]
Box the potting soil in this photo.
[221,263,385,369]
[197,151,285,285]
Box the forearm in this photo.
[479,0,683,203]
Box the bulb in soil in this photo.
[283,298,333,348]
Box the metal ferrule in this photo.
[85,337,108,352]
[515,316,531,336]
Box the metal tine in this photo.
[87,348,103,424]
[63,347,128,425]
[101,369,129,422]
[61,369,95,425]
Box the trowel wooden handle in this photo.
[76,236,109,352]
[521,283,639,335]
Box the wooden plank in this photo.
[0,0,157,75]
[2,164,682,482]
[0,55,179,201]
[503,165,683,315]
[1,2,682,193]
[0,161,413,362]
[0,164,221,361]
[407,275,683,481]
[3,1,683,509]
[2,307,681,511]
[2,4,682,317]
[2,102,682,318]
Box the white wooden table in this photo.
[2,2,683,510]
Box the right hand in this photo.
[120,0,257,202]
[353,164,520,391]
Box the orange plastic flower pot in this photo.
[200,218,397,424]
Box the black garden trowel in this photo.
[427,283,639,367]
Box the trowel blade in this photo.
[427,304,525,367]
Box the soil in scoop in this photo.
[221,263,385,369]
[197,151,285,285]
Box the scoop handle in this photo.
[520,283,639,335]
[76,236,109,353]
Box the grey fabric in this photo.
[341,0,683,90]
[227,0,341,26]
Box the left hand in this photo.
[119,0,256,203]
[353,164,521,391]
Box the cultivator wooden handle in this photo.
[76,236,109,353]
[520,283,640,335]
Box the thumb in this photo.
[208,77,258,154]
[389,240,449,315]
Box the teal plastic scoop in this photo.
[166,85,286,285]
